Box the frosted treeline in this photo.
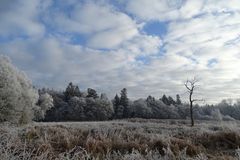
[42,85,238,122]
[0,55,239,124]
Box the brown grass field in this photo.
[1,119,240,160]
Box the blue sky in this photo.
[0,0,240,104]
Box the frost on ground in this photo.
[1,119,240,160]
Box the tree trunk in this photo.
[189,91,194,127]
[190,101,194,127]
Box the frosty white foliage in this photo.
[132,99,152,118]
[236,148,240,160]
[39,93,54,112]
[0,55,38,124]
[34,93,53,121]
[211,109,222,121]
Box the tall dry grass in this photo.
[1,119,240,159]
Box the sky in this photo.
[0,0,240,104]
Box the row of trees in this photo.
[40,83,185,121]
[41,82,239,122]
[43,83,114,121]
[0,55,239,125]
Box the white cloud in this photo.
[124,0,181,21]
[115,0,240,103]
[1,0,240,104]
[179,0,204,19]
[124,0,240,21]
[45,1,141,49]
[87,24,138,49]
[0,0,45,37]
[120,34,162,56]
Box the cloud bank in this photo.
[0,0,240,104]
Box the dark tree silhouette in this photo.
[87,88,99,99]
[184,77,203,127]
[146,95,155,102]
[114,94,120,106]
[161,94,170,105]
[176,94,182,105]
[64,82,81,100]
[120,88,129,118]
[168,96,176,105]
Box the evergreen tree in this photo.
[120,88,129,118]
[176,94,182,105]
[161,94,170,105]
[113,94,121,118]
[64,82,81,100]
[120,88,128,106]
[168,96,176,105]
[113,94,120,106]
[87,88,99,99]
[146,95,155,102]
[100,93,108,101]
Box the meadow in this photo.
[1,119,240,160]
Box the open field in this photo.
[1,119,240,160]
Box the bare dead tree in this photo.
[184,77,203,127]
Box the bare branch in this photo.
[192,99,204,102]
[184,82,191,91]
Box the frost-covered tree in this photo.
[113,94,120,106]
[176,94,182,105]
[113,94,122,118]
[38,93,54,112]
[68,96,86,120]
[114,105,124,119]
[146,95,155,103]
[85,97,113,121]
[34,93,54,121]
[87,88,99,99]
[161,95,170,105]
[0,55,38,124]
[120,88,128,107]
[44,91,68,121]
[211,108,222,121]
[100,93,108,101]
[216,99,240,120]
[95,97,114,120]
[132,99,152,118]
[177,104,189,119]
[64,82,81,101]
[120,88,129,118]
[168,96,176,105]
[148,99,180,119]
